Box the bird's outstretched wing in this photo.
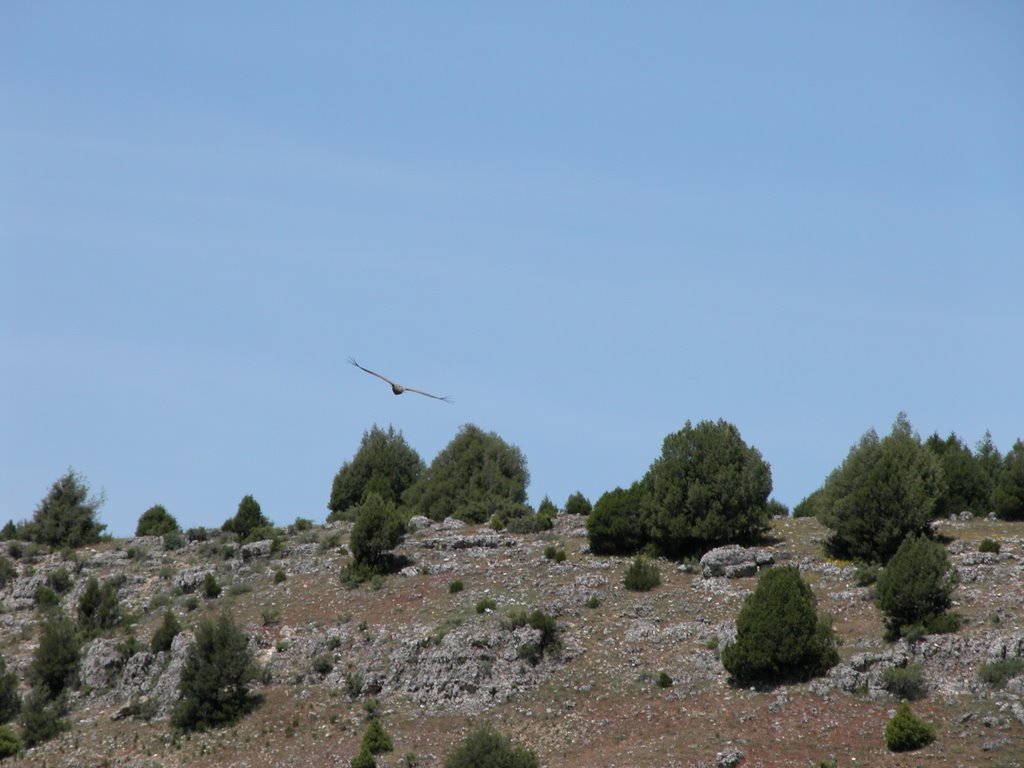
[348,357,398,387]
[348,357,453,403]
[402,386,453,403]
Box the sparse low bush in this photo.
[508,609,559,666]
[274,569,287,583]
[46,567,73,595]
[978,538,1000,554]
[585,595,601,609]
[444,723,538,768]
[311,654,334,676]
[0,558,17,589]
[202,573,222,599]
[0,724,22,758]
[623,556,660,592]
[476,598,497,614]
[978,658,1024,688]
[150,611,182,654]
[854,562,880,587]
[345,671,365,699]
[0,655,21,725]
[162,531,185,551]
[543,545,566,562]
[361,717,393,754]
[884,702,935,752]
[881,663,927,701]
[448,580,464,594]
[18,690,67,748]
[656,671,673,688]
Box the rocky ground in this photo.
[0,514,1022,768]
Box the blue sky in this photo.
[2,3,1022,537]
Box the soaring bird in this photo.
[348,357,453,403]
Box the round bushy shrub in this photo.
[978,538,1000,554]
[721,566,839,686]
[623,556,660,592]
[135,504,181,537]
[643,419,773,556]
[875,535,958,640]
[564,491,592,516]
[444,723,538,768]
[881,663,927,701]
[885,703,935,752]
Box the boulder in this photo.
[240,540,273,561]
[700,545,773,578]
[80,638,124,690]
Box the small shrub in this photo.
[978,658,1024,688]
[185,527,209,542]
[564,491,592,516]
[291,517,313,532]
[362,697,381,720]
[0,724,23,758]
[623,557,660,592]
[884,702,935,752]
[184,596,199,612]
[448,580,464,594]
[273,569,287,584]
[443,723,538,768]
[345,671,364,699]
[229,584,254,597]
[162,531,185,551]
[543,545,566,562]
[150,611,182,654]
[351,746,376,768]
[0,558,16,589]
[261,606,280,626]
[45,567,73,595]
[508,609,560,665]
[311,654,334,676]
[34,585,60,610]
[881,663,927,701]
[361,717,394,754]
[656,671,673,688]
[854,563,880,587]
[585,595,601,609]
[202,573,222,599]
[18,690,67,748]
[0,655,21,724]
[978,538,1000,554]
[475,598,497,614]
[136,504,181,537]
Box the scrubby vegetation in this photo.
[885,703,935,752]
[623,556,660,592]
[444,723,538,768]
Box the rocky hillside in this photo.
[1,514,1022,768]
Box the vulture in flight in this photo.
[348,357,453,403]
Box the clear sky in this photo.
[2,3,1022,537]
